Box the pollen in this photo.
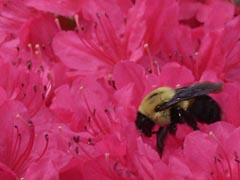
[34,44,40,55]
[194,51,199,56]
[208,131,214,136]
[54,18,61,30]
[144,43,158,75]
[27,43,32,48]
[108,74,112,79]
[105,152,110,160]
[58,125,62,132]
[35,44,40,49]
[144,43,149,48]
[74,14,81,30]
[16,114,21,119]
[176,84,181,88]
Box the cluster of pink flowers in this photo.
[1,0,240,179]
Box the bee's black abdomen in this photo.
[136,112,155,137]
[188,95,221,124]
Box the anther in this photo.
[88,138,93,145]
[33,85,37,92]
[75,147,79,154]
[26,60,32,70]
[36,134,49,161]
[43,85,47,91]
[73,136,80,143]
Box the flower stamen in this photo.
[12,120,34,171]
[74,14,81,32]
[83,95,106,134]
[144,43,160,75]
[36,134,49,161]
[209,131,233,179]
[234,152,240,180]
[54,17,62,31]
[10,126,22,167]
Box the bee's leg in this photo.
[170,107,185,124]
[181,109,199,130]
[156,127,168,157]
[168,122,177,135]
[172,107,199,130]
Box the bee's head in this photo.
[135,112,155,137]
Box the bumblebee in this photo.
[135,82,222,156]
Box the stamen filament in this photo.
[36,134,49,161]
[12,120,35,171]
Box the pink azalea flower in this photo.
[135,1,240,85]
[182,122,240,180]
[52,0,145,76]
[23,123,73,180]
[80,133,136,180]
[49,64,138,178]
[0,38,67,107]
[0,98,73,180]
[0,63,50,116]
[191,16,240,82]
[134,0,179,54]
[0,3,61,94]
[51,74,119,135]
[0,101,49,179]
[19,13,59,61]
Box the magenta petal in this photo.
[219,83,240,126]
[195,31,224,78]
[113,62,145,93]
[220,128,240,180]
[59,159,83,180]
[133,137,161,179]
[0,162,17,180]
[203,1,234,30]
[0,87,7,106]
[159,62,194,87]
[52,31,109,75]
[19,13,58,57]
[199,70,221,82]
[183,131,217,178]
[182,122,240,179]
[223,127,240,156]
[95,135,126,158]
[0,1,36,34]
[24,160,59,180]
[168,156,193,179]
[204,122,235,143]
[25,0,82,16]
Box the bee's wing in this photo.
[155,82,223,111]
[174,82,223,100]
